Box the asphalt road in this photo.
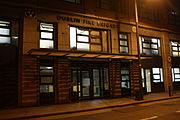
[31,98,180,120]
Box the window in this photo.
[70,27,108,52]
[152,68,163,83]
[40,22,54,49]
[168,10,180,26]
[172,68,180,82]
[63,0,80,4]
[121,68,130,88]
[170,41,180,57]
[40,66,54,93]
[97,0,115,10]
[139,36,160,55]
[0,20,11,44]
[119,33,128,53]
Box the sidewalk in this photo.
[0,91,180,120]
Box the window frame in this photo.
[172,68,180,82]
[139,36,160,56]
[170,40,180,57]
[152,68,163,83]
[70,26,108,52]
[119,32,129,54]
[0,20,11,44]
[39,22,55,49]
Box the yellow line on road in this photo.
[141,116,158,120]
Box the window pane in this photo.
[172,47,178,51]
[120,47,128,53]
[152,50,158,55]
[143,43,150,48]
[152,38,158,43]
[153,80,160,83]
[173,52,179,56]
[143,49,150,54]
[119,34,127,39]
[122,82,130,88]
[91,38,100,43]
[40,85,53,93]
[153,75,160,79]
[40,23,53,31]
[104,68,109,90]
[70,27,77,49]
[77,29,89,35]
[41,32,53,39]
[175,74,180,79]
[151,44,158,49]
[120,40,127,46]
[77,36,89,42]
[174,68,180,73]
[91,31,100,36]
[41,77,53,83]
[0,36,10,43]
[121,69,129,74]
[153,68,160,74]
[40,40,54,48]
[175,79,180,82]
[91,44,101,51]
[122,75,129,80]
[171,41,178,46]
[0,28,10,35]
[40,66,53,75]
[77,43,89,51]
[0,21,10,27]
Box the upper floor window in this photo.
[63,0,80,4]
[0,20,11,44]
[119,33,128,53]
[40,22,54,49]
[70,26,108,52]
[139,36,160,55]
[170,41,180,57]
[172,68,180,82]
[97,0,115,11]
[168,10,180,26]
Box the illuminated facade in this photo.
[0,0,180,107]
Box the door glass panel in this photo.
[104,68,109,90]
[41,77,53,83]
[145,69,151,92]
[40,85,54,93]
[93,69,100,97]
[122,82,130,88]
[82,71,90,97]
[72,71,78,92]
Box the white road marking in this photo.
[141,116,158,120]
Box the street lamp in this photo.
[134,0,143,100]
